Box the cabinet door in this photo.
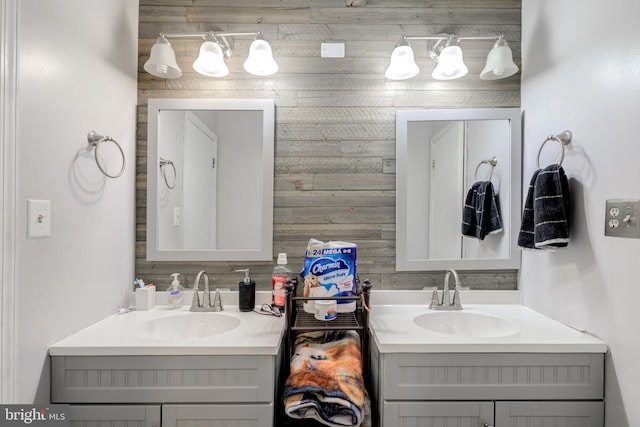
[495,401,604,427]
[69,405,160,427]
[162,404,273,427]
[383,401,494,427]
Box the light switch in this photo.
[27,199,51,239]
[173,206,181,226]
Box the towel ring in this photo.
[536,130,572,169]
[87,131,125,179]
[159,157,177,189]
[474,157,498,182]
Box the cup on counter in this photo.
[135,285,156,310]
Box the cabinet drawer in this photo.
[495,401,604,426]
[68,405,160,427]
[162,404,273,427]
[51,355,276,403]
[383,401,493,426]
[383,353,603,400]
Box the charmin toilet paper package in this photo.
[301,238,357,313]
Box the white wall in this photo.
[14,0,138,402]
[521,1,640,425]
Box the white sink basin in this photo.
[414,311,521,338]
[136,312,241,340]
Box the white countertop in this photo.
[49,305,285,357]
[48,290,607,357]
[370,304,608,354]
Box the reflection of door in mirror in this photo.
[182,112,218,250]
[429,122,465,259]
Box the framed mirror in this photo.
[396,108,521,271]
[146,98,274,261]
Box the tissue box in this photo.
[135,285,156,310]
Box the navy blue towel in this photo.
[518,164,570,250]
[462,181,503,240]
[461,181,482,237]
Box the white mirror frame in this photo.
[146,98,274,261]
[396,108,522,271]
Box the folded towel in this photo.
[283,330,366,427]
[518,164,570,250]
[461,181,503,240]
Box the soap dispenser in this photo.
[167,273,184,308]
[236,269,256,312]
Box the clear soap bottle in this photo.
[166,273,184,308]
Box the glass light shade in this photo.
[431,45,468,80]
[144,37,182,79]
[193,41,229,77]
[384,45,419,80]
[243,39,278,76]
[480,44,518,80]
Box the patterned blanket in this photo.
[283,330,366,427]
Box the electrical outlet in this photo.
[605,199,640,238]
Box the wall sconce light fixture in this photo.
[144,31,278,79]
[385,34,518,81]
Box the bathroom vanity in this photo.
[49,306,285,426]
[49,294,608,427]
[369,302,607,427]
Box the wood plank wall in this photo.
[136,0,521,292]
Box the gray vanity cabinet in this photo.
[162,404,273,425]
[68,405,160,427]
[495,401,604,426]
[383,401,495,425]
[370,344,605,426]
[51,352,282,427]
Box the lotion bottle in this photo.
[167,273,184,308]
[236,269,256,312]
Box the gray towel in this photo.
[518,164,570,250]
[462,181,503,240]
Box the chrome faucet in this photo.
[190,271,223,312]
[429,269,463,310]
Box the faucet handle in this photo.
[451,288,463,309]
[428,287,439,309]
[212,289,224,311]
[191,290,201,309]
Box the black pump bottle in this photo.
[236,268,256,312]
